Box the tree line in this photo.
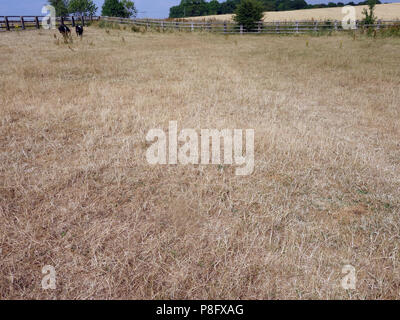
[169,0,382,18]
[48,0,137,18]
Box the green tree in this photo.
[233,0,264,31]
[362,0,377,25]
[169,0,210,18]
[261,0,276,11]
[102,0,137,18]
[48,0,70,16]
[169,5,184,18]
[208,0,221,15]
[69,0,97,16]
[102,0,124,17]
[220,0,241,14]
[121,0,138,18]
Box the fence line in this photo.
[101,16,400,34]
[1,15,399,34]
[0,16,100,31]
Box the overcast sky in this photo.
[0,0,399,19]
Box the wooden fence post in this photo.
[258,21,261,33]
[276,21,279,34]
[20,16,25,30]
[81,16,85,26]
[71,16,75,27]
[191,22,194,32]
[240,24,243,35]
[5,16,10,31]
[35,16,40,29]
[334,20,338,31]
[61,16,64,25]
[377,19,381,30]
[161,21,164,32]
[314,21,318,32]
[224,22,227,34]
[295,21,299,33]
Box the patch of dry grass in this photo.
[188,3,400,22]
[0,27,400,299]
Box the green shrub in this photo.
[98,20,107,28]
[131,24,140,32]
[98,20,121,30]
[377,23,400,37]
[362,0,377,26]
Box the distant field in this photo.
[1,27,400,299]
[187,3,400,21]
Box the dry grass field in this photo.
[1,26,400,300]
[188,3,400,21]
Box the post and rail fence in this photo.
[0,15,99,32]
[0,15,399,34]
[101,16,399,34]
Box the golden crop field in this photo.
[0,26,400,299]
[187,3,400,21]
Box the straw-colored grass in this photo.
[187,3,400,22]
[0,26,400,299]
